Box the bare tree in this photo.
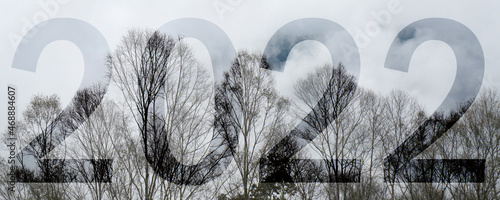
[214,51,290,199]
[447,89,500,200]
[356,89,386,200]
[109,29,176,200]
[12,94,74,200]
[380,89,426,199]
[63,84,127,200]
[291,63,362,200]
[108,29,224,200]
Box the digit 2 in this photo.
[12,18,112,183]
[259,18,362,183]
[383,18,485,183]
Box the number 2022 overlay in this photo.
[10,17,485,184]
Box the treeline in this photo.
[1,30,499,200]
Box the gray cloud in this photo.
[1,0,499,154]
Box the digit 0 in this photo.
[144,18,237,185]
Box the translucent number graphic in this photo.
[12,18,111,183]
[259,18,361,183]
[144,18,237,185]
[383,18,485,183]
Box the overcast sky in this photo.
[1,0,500,153]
